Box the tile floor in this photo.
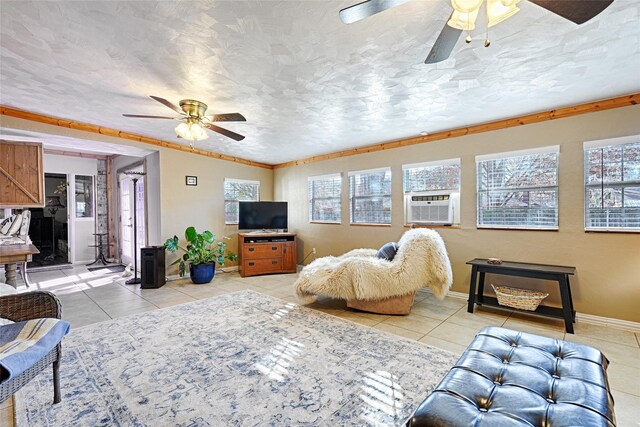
[1,265,639,426]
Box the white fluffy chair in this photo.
[294,228,453,314]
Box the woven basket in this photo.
[491,284,549,311]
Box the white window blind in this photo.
[584,136,640,231]
[349,168,392,225]
[402,158,460,193]
[476,146,559,229]
[224,179,260,224]
[308,173,342,223]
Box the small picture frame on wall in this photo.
[185,176,198,186]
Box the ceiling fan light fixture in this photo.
[448,8,480,30]
[175,122,192,140]
[175,121,209,141]
[189,122,209,141]
[487,0,520,27]
[451,0,483,13]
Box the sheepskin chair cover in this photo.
[294,228,453,305]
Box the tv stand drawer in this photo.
[243,244,282,259]
[243,258,282,276]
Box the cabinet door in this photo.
[0,141,44,208]
[282,241,296,272]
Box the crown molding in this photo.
[273,93,640,169]
[0,105,274,169]
[3,93,639,171]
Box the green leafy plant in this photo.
[164,226,237,277]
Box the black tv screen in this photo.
[239,201,288,230]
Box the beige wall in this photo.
[3,108,639,321]
[274,105,640,323]
[158,148,273,271]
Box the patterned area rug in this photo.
[16,290,458,426]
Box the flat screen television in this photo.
[238,201,288,231]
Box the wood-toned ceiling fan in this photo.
[339,0,615,63]
[123,96,246,145]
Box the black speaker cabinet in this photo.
[141,246,166,289]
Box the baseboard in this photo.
[427,289,640,333]
[573,313,640,333]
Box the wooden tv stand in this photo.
[238,233,297,277]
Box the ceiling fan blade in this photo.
[208,113,247,122]
[122,114,179,119]
[204,124,245,141]
[149,95,185,115]
[339,0,411,24]
[425,14,463,64]
[528,0,614,24]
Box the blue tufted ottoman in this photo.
[407,326,616,426]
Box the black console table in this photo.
[466,258,577,333]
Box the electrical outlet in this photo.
[312,248,317,254]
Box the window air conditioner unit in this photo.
[405,191,460,225]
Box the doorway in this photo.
[28,173,70,267]
[118,166,146,269]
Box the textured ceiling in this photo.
[0,129,153,157]
[1,0,639,165]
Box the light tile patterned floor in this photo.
[2,266,639,426]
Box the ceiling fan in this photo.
[123,96,246,147]
[339,0,615,63]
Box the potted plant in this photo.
[163,226,237,284]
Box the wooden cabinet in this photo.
[238,233,297,277]
[0,140,45,208]
[282,241,296,271]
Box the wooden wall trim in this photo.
[3,93,639,172]
[273,93,640,169]
[0,106,273,169]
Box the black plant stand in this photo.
[87,233,109,266]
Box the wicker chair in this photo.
[0,291,63,404]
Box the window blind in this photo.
[349,168,392,225]
[476,147,559,229]
[584,138,640,231]
[402,158,460,193]
[224,179,260,224]
[308,173,342,223]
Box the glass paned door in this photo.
[119,174,133,266]
[118,172,146,268]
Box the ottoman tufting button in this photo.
[547,398,555,404]
[479,408,488,412]
[552,374,560,379]
[511,342,518,347]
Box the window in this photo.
[403,158,461,193]
[584,136,640,231]
[224,179,260,224]
[476,146,559,229]
[308,173,342,223]
[349,168,392,225]
[75,175,94,218]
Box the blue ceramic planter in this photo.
[189,262,215,284]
